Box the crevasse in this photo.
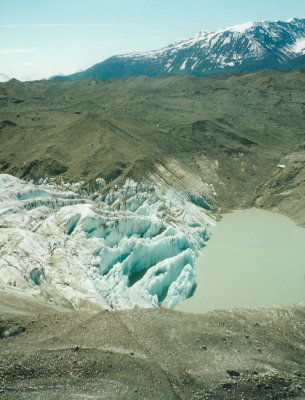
[0,174,214,310]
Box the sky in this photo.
[0,0,304,81]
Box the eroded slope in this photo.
[1,70,305,224]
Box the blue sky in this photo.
[0,0,304,81]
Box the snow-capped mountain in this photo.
[54,18,305,80]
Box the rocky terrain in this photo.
[1,69,305,224]
[0,304,305,399]
[0,69,305,398]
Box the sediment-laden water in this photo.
[176,208,305,313]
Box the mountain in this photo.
[52,18,305,80]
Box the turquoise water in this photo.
[176,208,305,314]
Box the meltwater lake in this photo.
[176,208,305,314]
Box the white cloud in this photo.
[180,22,205,27]
[0,73,11,83]
[92,0,151,2]
[0,23,131,28]
[0,48,35,54]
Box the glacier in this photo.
[0,174,214,311]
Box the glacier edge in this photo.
[0,174,215,310]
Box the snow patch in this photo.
[191,59,200,70]
[215,21,255,35]
[292,37,305,54]
[180,58,188,70]
[228,21,255,33]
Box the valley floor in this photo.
[1,304,305,400]
[1,70,305,399]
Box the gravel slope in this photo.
[0,304,305,399]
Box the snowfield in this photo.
[0,174,214,310]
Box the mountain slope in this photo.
[53,18,305,80]
[1,69,305,226]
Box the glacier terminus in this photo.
[0,174,214,311]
